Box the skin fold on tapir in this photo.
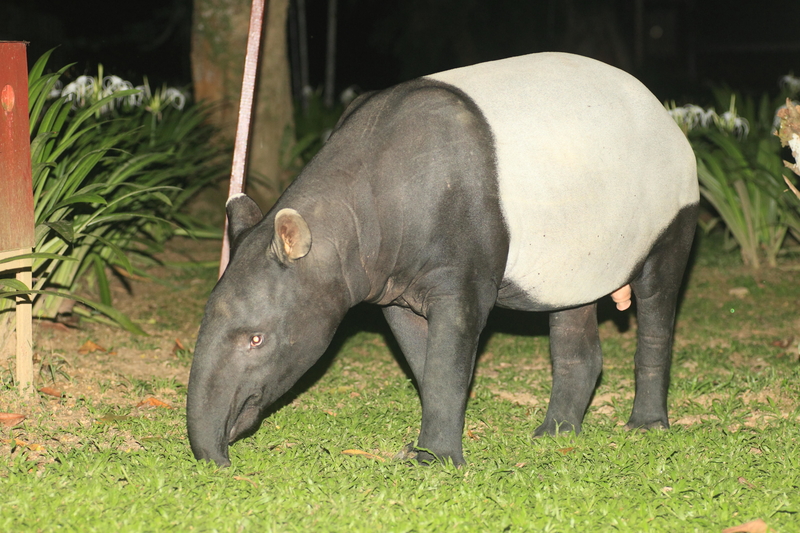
[187,52,699,467]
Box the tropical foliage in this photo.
[669,81,800,268]
[0,50,226,342]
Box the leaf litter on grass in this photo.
[0,238,215,471]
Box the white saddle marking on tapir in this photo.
[426,53,698,309]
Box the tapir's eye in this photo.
[250,334,265,348]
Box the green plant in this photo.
[277,88,349,181]
[38,352,71,383]
[670,89,800,268]
[695,127,796,268]
[0,50,226,342]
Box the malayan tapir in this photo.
[187,52,699,467]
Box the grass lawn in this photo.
[1,233,799,531]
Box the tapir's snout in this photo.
[191,439,231,467]
[186,391,233,467]
[186,344,249,468]
[186,340,274,467]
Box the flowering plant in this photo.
[0,51,226,345]
[668,85,800,268]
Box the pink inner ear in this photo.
[274,208,310,261]
[279,222,297,249]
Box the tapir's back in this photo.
[426,52,698,310]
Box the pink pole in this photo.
[219,0,267,278]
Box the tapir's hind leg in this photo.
[626,206,697,430]
[535,302,602,436]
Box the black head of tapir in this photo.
[187,52,699,467]
[187,196,352,466]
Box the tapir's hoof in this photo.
[393,443,463,466]
[624,419,669,432]
[533,419,579,437]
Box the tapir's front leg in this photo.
[383,306,428,381]
[415,301,485,465]
[535,303,602,436]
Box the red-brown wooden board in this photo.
[0,42,35,252]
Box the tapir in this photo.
[187,52,699,467]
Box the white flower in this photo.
[340,86,358,106]
[54,67,187,118]
[102,75,133,96]
[716,111,750,138]
[134,83,151,107]
[162,87,186,110]
[61,75,96,107]
[666,96,748,138]
[780,75,800,96]
[140,78,188,118]
[48,80,63,99]
[667,103,718,133]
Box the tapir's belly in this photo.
[427,53,698,309]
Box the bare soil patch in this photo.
[1,238,218,462]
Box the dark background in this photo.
[3,0,800,103]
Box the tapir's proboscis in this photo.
[187,53,699,467]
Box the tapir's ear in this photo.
[226,193,263,243]
[271,208,311,264]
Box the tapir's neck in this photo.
[272,161,382,308]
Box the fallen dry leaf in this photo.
[467,429,480,440]
[233,476,258,488]
[722,518,769,533]
[136,397,172,409]
[111,265,148,281]
[557,447,576,455]
[0,413,25,428]
[738,477,757,489]
[728,287,750,299]
[78,340,107,354]
[342,449,386,462]
[2,438,45,451]
[38,387,63,398]
[172,338,186,354]
[771,336,794,348]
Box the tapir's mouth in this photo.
[228,394,264,443]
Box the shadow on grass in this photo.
[255,295,631,424]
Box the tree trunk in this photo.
[323,0,337,109]
[191,0,294,208]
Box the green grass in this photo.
[2,233,800,531]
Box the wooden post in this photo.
[0,42,36,395]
